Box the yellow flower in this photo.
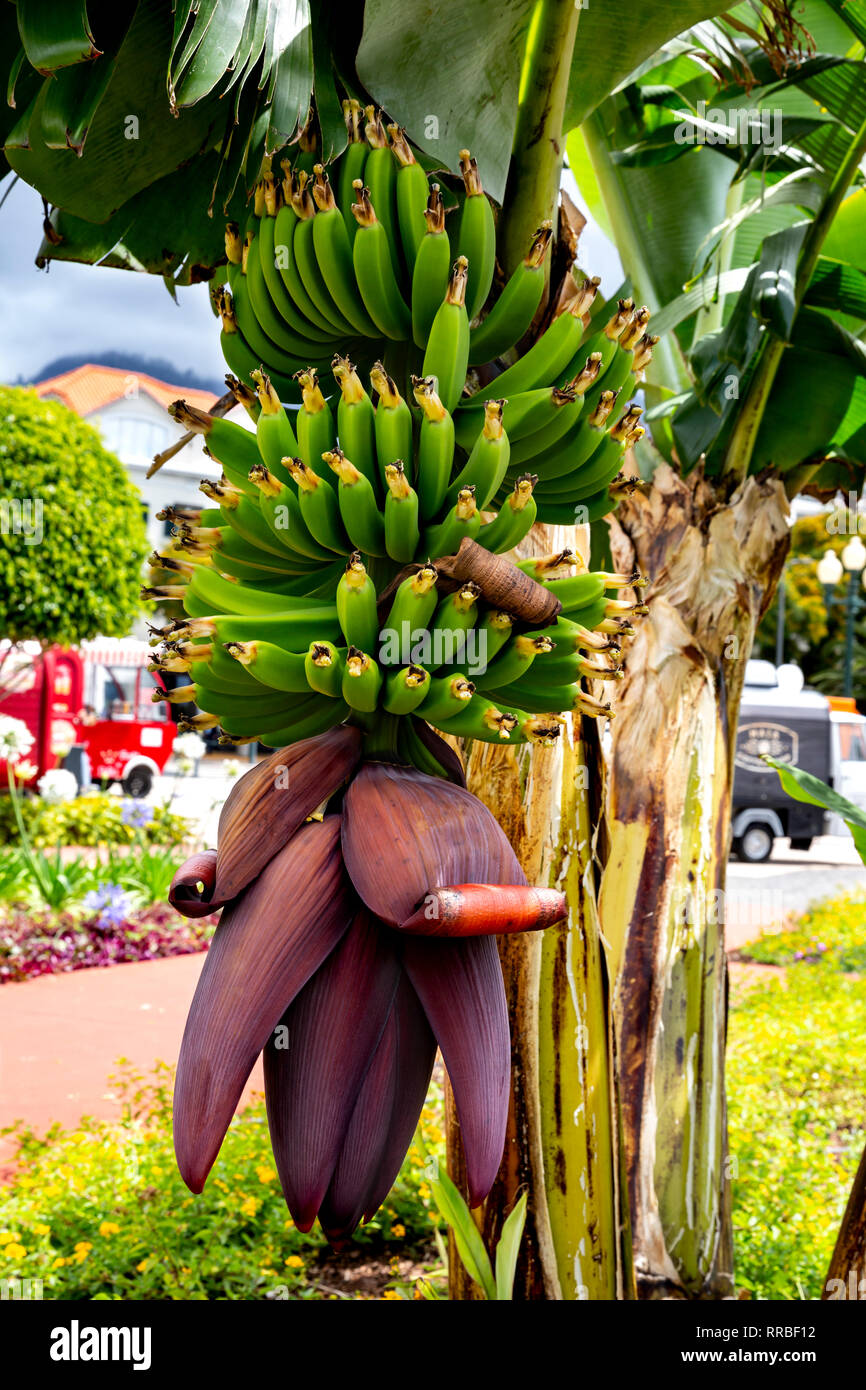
[31,1223,50,1236]
[381,1289,401,1300]
[285,1255,304,1269]
[418,1185,431,1201]
[151,1166,164,1178]
[136,1259,150,1273]
[0,1232,17,1244]
[4,1243,26,1259]
[99,1222,120,1237]
[240,1197,258,1218]
[74,1241,93,1253]
[52,1257,67,1269]
[257,1165,277,1184]
[391,1224,406,1238]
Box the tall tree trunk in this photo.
[446,525,626,1301]
[599,464,790,1298]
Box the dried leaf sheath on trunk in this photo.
[600,465,790,1298]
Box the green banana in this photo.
[291,172,356,336]
[511,390,618,485]
[274,171,339,336]
[389,124,430,271]
[380,564,440,652]
[231,241,313,378]
[351,180,412,341]
[383,462,420,563]
[254,199,334,346]
[431,694,516,742]
[245,226,330,363]
[285,457,349,555]
[311,165,380,336]
[455,149,496,322]
[174,609,342,650]
[363,108,400,276]
[476,633,555,690]
[305,640,346,698]
[411,185,451,349]
[371,362,414,486]
[295,369,337,480]
[250,369,297,484]
[412,376,454,521]
[475,608,514,665]
[428,583,481,673]
[383,664,431,715]
[214,286,296,402]
[324,448,387,557]
[336,554,379,653]
[218,692,325,738]
[247,466,337,562]
[342,646,383,712]
[168,400,261,498]
[333,356,378,491]
[256,697,351,750]
[184,563,339,618]
[472,277,601,400]
[467,222,552,366]
[476,474,537,553]
[444,398,510,510]
[420,486,480,557]
[224,640,312,694]
[189,682,294,720]
[338,99,369,244]
[422,256,470,412]
[417,673,476,723]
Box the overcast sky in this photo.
[0,178,228,389]
[0,169,622,391]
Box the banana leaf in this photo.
[763,755,866,864]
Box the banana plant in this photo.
[577,0,866,1297]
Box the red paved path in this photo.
[0,951,263,1172]
[0,921,771,1171]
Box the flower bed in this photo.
[0,904,216,983]
[0,1063,445,1300]
[0,792,190,849]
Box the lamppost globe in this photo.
[842,536,866,573]
[817,550,844,586]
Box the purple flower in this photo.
[121,800,154,829]
[83,883,132,929]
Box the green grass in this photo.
[729,895,866,1300]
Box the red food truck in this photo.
[0,639,176,798]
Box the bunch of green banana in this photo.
[210,101,525,398]
[146,546,647,751]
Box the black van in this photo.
[732,661,866,861]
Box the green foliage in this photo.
[739,893,866,972]
[728,952,866,1299]
[764,753,866,860]
[0,794,190,849]
[751,509,857,685]
[580,3,866,482]
[0,387,148,648]
[0,1063,446,1300]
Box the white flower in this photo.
[0,715,35,764]
[14,760,39,781]
[223,759,243,780]
[37,769,78,804]
[173,732,206,764]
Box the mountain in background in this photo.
[21,350,223,394]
